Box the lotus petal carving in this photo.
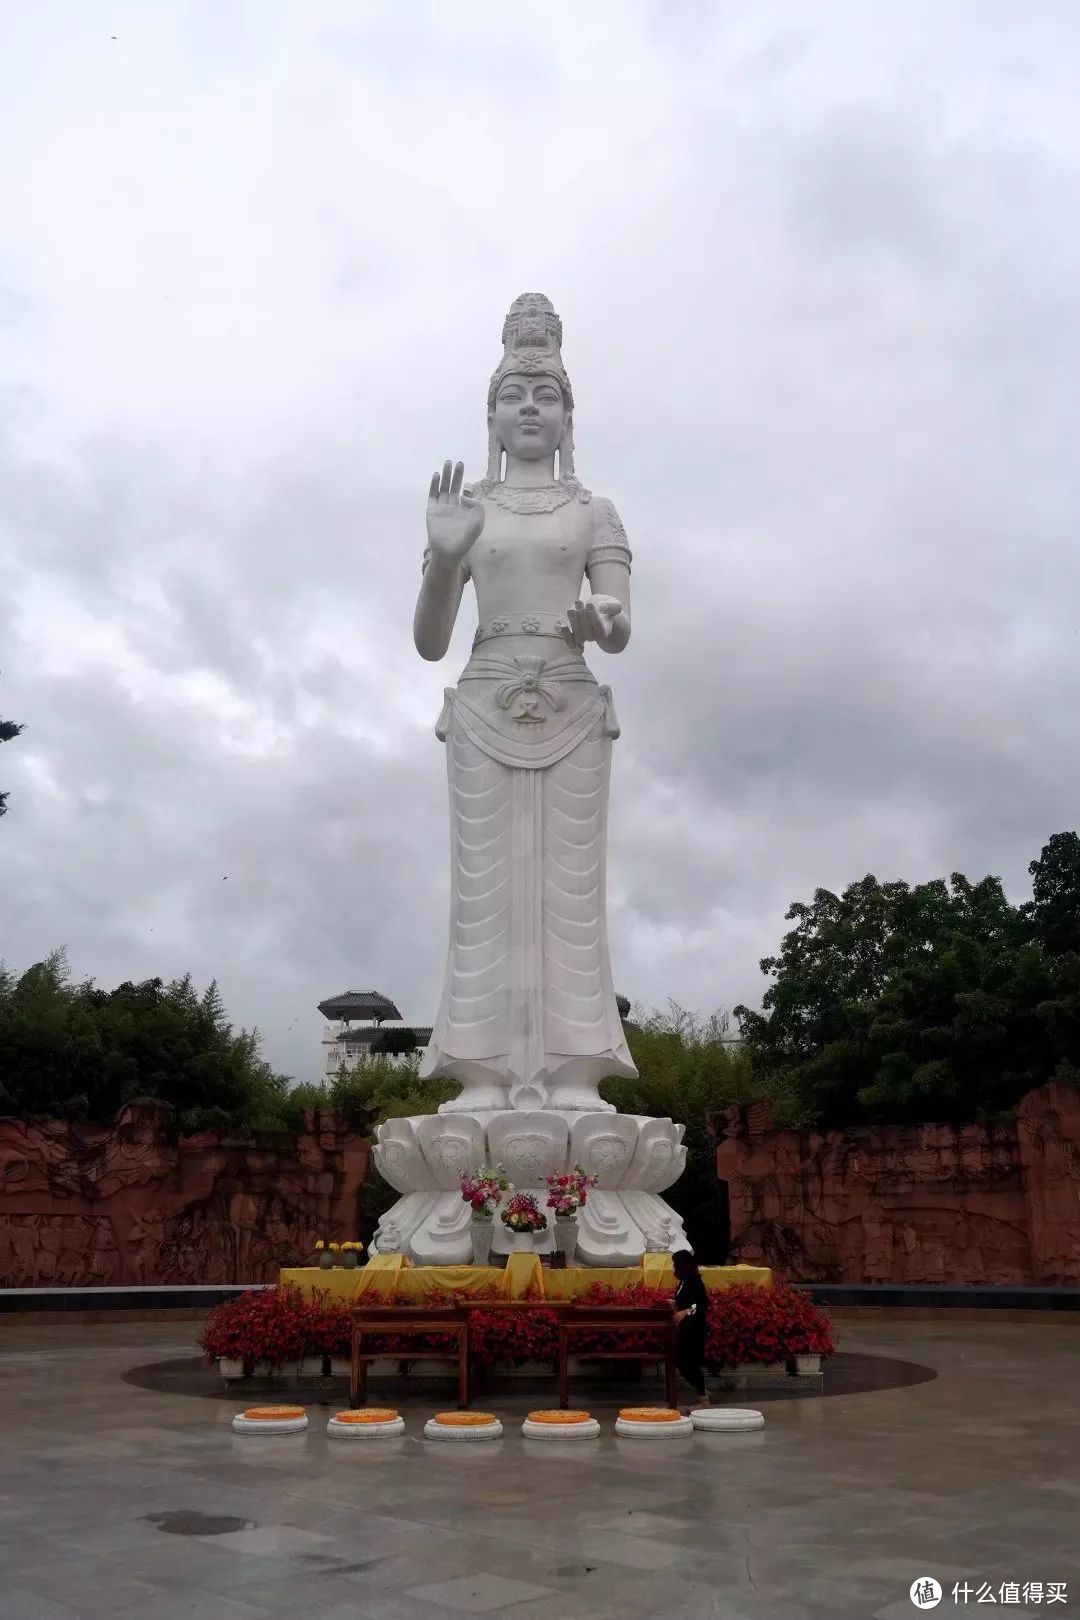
[374,1118,435,1194]
[625,1117,687,1193]
[416,1113,485,1189]
[486,1112,568,1185]
[569,1113,639,1188]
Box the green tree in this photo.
[601,1003,761,1262]
[0,952,292,1131]
[294,1054,457,1241]
[1024,832,1080,958]
[1024,832,1080,1082]
[1,711,24,818]
[735,836,1080,1128]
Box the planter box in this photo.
[367,1357,460,1379]
[487,1360,554,1378]
[714,1362,791,1390]
[713,1360,824,1390]
[794,1353,821,1376]
[218,1357,326,1386]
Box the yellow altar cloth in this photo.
[279,1257,772,1303]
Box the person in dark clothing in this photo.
[671,1248,711,1410]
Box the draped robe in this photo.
[420,484,638,1112]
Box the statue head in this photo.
[486,293,575,480]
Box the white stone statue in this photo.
[415,291,637,1114]
[372,294,687,1265]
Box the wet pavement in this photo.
[0,1316,1077,1619]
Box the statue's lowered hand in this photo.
[426,459,484,562]
[565,595,623,649]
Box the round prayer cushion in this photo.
[432,1412,498,1426]
[328,1409,405,1439]
[690,1407,765,1433]
[424,1412,503,1442]
[523,1411,600,1440]
[615,1408,693,1438]
[232,1405,308,1435]
[332,1408,400,1423]
[527,1410,592,1424]
[618,1407,683,1423]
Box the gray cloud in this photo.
[3,1,1078,1080]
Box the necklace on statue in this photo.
[468,475,590,514]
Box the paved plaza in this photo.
[0,1316,1077,1619]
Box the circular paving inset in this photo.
[124,1350,938,1405]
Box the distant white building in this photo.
[317,990,433,1079]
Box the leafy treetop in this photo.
[734,833,1080,1128]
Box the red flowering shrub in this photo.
[468,1308,560,1369]
[304,1296,354,1358]
[200,1285,312,1369]
[572,1282,674,1356]
[706,1283,835,1367]
[199,1279,834,1372]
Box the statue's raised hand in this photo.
[426,460,484,563]
[564,595,623,650]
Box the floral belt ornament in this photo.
[460,653,593,728]
[472,610,573,646]
[493,657,567,722]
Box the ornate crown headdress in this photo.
[485,293,576,481]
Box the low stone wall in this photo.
[714,1082,1080,1285]
[0,1101,371,1286]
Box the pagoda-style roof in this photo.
[338,1024,433,1044]
[317,991,402,1023]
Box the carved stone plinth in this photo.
[372,1109,687,1266]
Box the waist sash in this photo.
[436,651,619,769]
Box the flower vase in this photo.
[506,1229,535,1254]
[470,1219,494,1266]
[342,1250,359,1270]
[318,1251,334,1270]
[554,1216,578,1266]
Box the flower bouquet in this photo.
[460,1166,510,1265]
[501,1191,548,1253]
[545,1167,597,1264]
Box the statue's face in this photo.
[492,371,565,462]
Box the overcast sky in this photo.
[3,1,1078,1083]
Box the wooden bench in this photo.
[557,1305,679,1409]
[349,1306,470,1409]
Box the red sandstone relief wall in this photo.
[715,1082,1080,1284]
[0,1101,371,1287]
